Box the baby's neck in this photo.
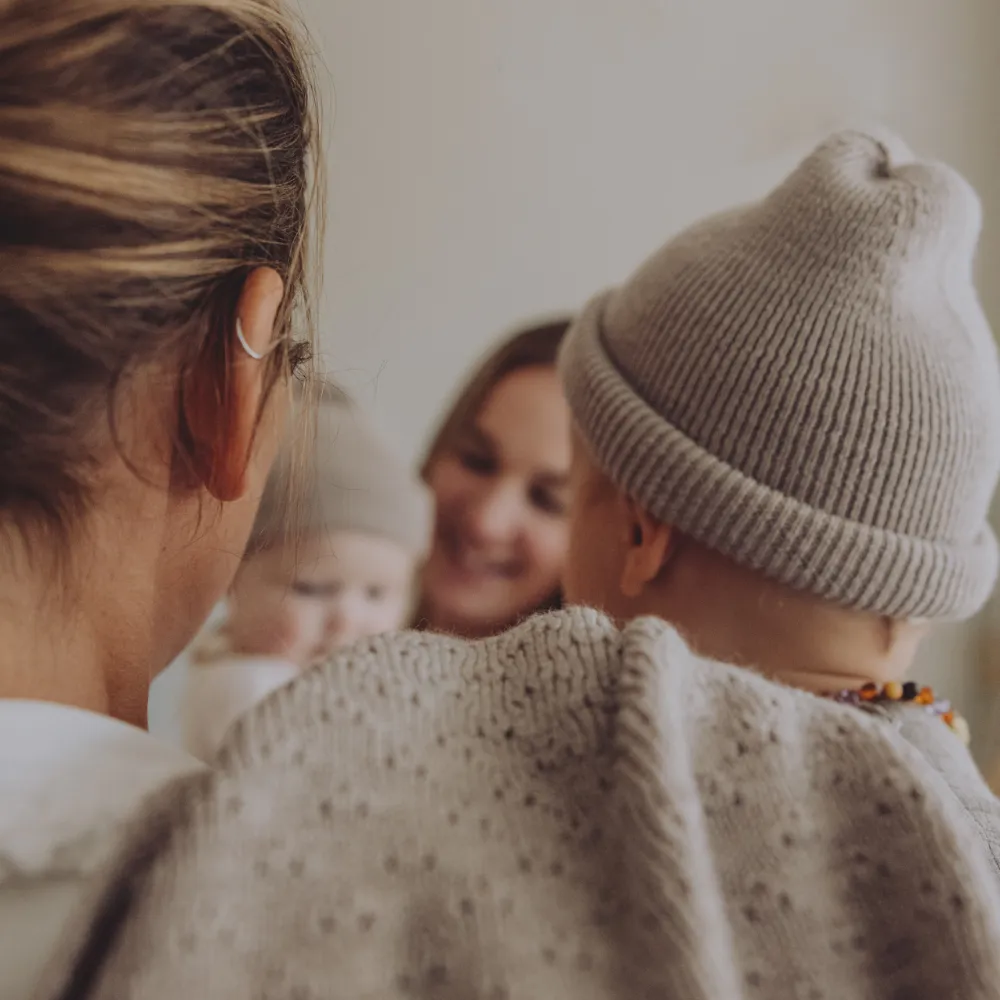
[651,555,925,696]
[686,612,920,695]
[757,661,911,697]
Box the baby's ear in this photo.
[880,616,929,654]
[619,498,674,598]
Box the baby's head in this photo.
[559,130,1000,684]
[226,385,432,666]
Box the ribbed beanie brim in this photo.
[560,130,1000,621]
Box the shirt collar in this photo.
[0,700,203,883]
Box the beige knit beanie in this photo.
[559,130,1000,621]
[249,383,433,558]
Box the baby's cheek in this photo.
[371,596,410,634]
[243,601,308,659]
[277,600,330,665]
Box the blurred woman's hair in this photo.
[0,0,323,539]
[419,318,572,478]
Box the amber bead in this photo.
[883,681,903,701]
[822,680,968,744]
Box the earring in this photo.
[236,317,283,361]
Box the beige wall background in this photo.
[303,0,1000,453]
[153,0,1000,762]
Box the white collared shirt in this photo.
[0,700,202,1000]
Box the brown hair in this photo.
[0,0,321,535]
[419,318,572,478]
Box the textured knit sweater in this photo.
[38,609,1000,1000]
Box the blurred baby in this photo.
[179,384,433,760]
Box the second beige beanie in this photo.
[559,130,1000,621]
[250,384,433,559]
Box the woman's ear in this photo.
[619,498,674,599]
[179,267,285,502]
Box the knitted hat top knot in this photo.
[560,130,1000,621]
[250,383,433,559]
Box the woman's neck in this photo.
[0,530,150,727]
[0,588,115,718]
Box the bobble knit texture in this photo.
[560,131,1000,620]
[39,610,1000,1000]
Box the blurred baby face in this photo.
[227,531,417,667]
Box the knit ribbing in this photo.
[560,131,1000,620]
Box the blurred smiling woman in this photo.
[418,319,573,638]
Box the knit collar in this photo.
[0,700,202,885]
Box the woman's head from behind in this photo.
[0,0,318,717]
[420,320,573,638]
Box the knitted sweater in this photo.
[38,609,1000,1000]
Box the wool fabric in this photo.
[35,609,1000,1000]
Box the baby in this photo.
[179,384,432,760]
